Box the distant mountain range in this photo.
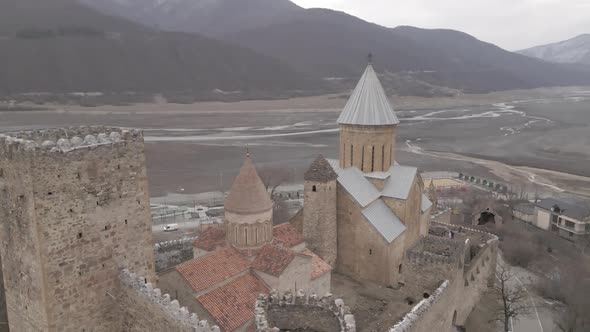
[1,0,590,99]
[518,34,590,65]
[0,0,319,98]
[79,0,590,94]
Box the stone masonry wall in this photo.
[118,269,220,332]
[154,237,196,272]
[303,180,337,267]
[0,127,156,332]
[255,290,356,332]
[339,124,396,172]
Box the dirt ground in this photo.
[330,273,421,332]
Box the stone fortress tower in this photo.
[338,59,400,172]
[224,153,274,253]
[303,156,338,267]
[0,127,156,332]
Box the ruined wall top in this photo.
[119,269,220,332]
[0,126,143,156]
[255,289,356,332]
[405,235,465,266]
[389,280,450,332]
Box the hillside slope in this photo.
[78,0,304,37]
[226,10,590,92]
[518,34,590,65]
[0,0,318,96]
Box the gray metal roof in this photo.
[382,166,418,200]
[421,194,433,213]
[362,199,406,243]
[337,65,400,126]
[536,198,590,221]
[337,167,381,207]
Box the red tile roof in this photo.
[193,227,226,251]
[176,247,250,293]
[198,273,269,332]
[272,223,305,249]
[251,245,296,277]
[301,249,332,280]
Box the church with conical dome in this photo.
[158,153,332,332]
[295,60,433,286]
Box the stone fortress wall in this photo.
[392,222,499,331]
[118,269,219,332]
[255,290,356,332]
[154,237,197,272]
[0,127,156,331]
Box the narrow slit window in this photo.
[244,228,248,245]
[371,146,375,172]
[312,185,317,192]
[350,145,354,166]
[361,146,365,171]
[382,145,385,170]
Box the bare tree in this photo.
[491,263,533,332]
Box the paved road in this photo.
[152,221,200,242]
[498,257,558,332]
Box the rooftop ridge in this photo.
[255,289,356,332]
[389,280,450,332]
[119,269,220,332]
[0,126,142,155]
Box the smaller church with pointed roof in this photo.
[158,154,331,332]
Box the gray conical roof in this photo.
[304,155,338,182]
[337,64,400,126]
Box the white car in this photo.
[163,224,179,232]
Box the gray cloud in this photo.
[292,0,590,50]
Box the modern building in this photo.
[535,198,590,240]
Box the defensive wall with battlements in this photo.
[255,290,356,332]
[154,237,197,272]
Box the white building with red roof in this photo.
[159,154,331,332]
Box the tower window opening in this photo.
[47,192,53,196]
[245,228,248,245]
[361,146,365,171]
[350,145,354,167]
[382,145,385,170]
[399,264,402,274]
[77,173,81,180]
[0,168,3,178]
[369,249,372,255]
[312,185,317,192]
[371,146,375,172]
[125,219,128,225]
[77,232,83,239]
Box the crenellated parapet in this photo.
[154,237,198,251]
[389,280,450,332]
[119,269,220,332]
[255,289,356,332]
[0,126,143,157]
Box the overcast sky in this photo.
[291,0,590,50]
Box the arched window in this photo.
[312,185,317,192]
